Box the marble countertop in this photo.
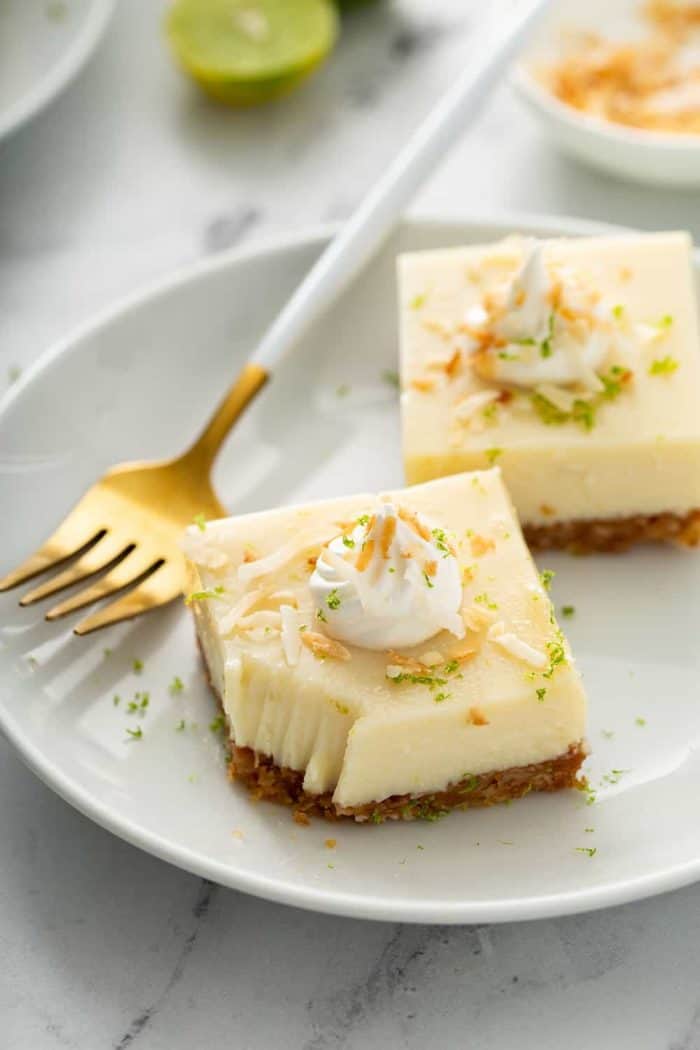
[2,2,700,1047]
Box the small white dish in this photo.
[2,214,700,924]
[513,0,700,187]
[0,0,115,143]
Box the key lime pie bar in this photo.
[399,233,700,551]
[183,471,587,822]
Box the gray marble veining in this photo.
[2,1,700,1047]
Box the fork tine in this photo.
[19,535,133,606]
[74,566,184,635]
[0,523,104,593]
[45,549,159,621]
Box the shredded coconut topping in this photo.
[238,528,337,584]
[280,604,302,666]
[487,622,547,668]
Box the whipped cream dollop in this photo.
[468,240,615,390]
[309,503,465,651]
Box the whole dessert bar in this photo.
[398,232,700,552]
[183,471,587,822]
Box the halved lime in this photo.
[166,0,339,106]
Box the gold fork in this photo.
[0,365,267,635]
[0,3,546,635]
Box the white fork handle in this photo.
[252,0,549,372]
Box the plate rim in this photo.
[3,210,699,924]
[0,0,116,143]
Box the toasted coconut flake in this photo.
[386,651,430,674]
[280,604,302,666]
[380,515,397,558]
[243,546,257,563]
[425,559,438,577]
[419,649,444,667]
[301,631,351,662]
[453,389,501,426]
[539,16,700,135]
[398,506,432,542]
[355,538,375,572]
[269,590,298,607]
[448,643,478,664]
[469,347,497,382]
[535,383,577,413]
[219,587,265,636]
[426,352,452,372]
[488,627,547,669]
[468,706,489,726]
[428,348,462,377]
[445,348,462,376]
[238,610,282,631]
[410,377,436,393]
[470,534,495,557]
[463,604,499,631]
[238,528,336,584]
[388,652,426,672]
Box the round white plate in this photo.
[512,0,700,187]
[0,0,115,142]
[2,215,700,924]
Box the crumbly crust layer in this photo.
[523,509,700,554]
[198,640,586,823]
[228,741,587,823]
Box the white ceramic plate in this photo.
[0,0,115,142]
[512,0,700,187]
[2,215,700,925]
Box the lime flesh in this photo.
[166,0,339,106]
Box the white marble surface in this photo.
[2,1,700,1047]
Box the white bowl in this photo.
[0,0,115,143]
[512,0,700,187]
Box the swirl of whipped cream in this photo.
[469,240,615,390]
[309,502,465,651]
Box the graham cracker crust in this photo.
[228,741,587,824]
[524,508,700,554]
[198,640,586,823]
